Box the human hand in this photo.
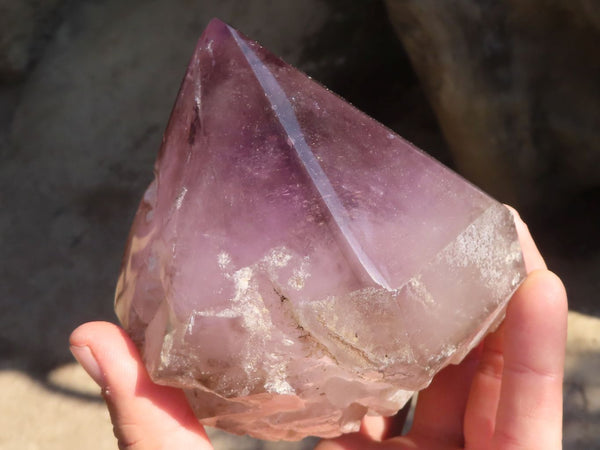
[70,209,567,450]
[317,209,567,450]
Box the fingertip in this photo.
[70,343,105,388]
[70,320,147,387]
[69,321,138,389]
[69,321,130,352]
[505,269,568,373]
[69,321,149,397]
[70,321,114,344]
[493,269,567,449]
[509,269,568,328]
[69,321,211,448]
[531,269,567,302]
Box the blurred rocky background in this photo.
[0,0,598,448]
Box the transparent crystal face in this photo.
[114,19,526,441]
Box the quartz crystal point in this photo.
[115,18,526,441]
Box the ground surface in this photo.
[1,0,598,448]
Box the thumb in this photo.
[70,321,212,450]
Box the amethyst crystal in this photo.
[115,19,526,440]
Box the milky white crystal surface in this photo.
[114,19,526,441]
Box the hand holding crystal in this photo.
[70,210,566,450]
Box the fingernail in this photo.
[70,345,105,388]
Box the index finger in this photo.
[492,270,567,449]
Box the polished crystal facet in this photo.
[114,19,526,441]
